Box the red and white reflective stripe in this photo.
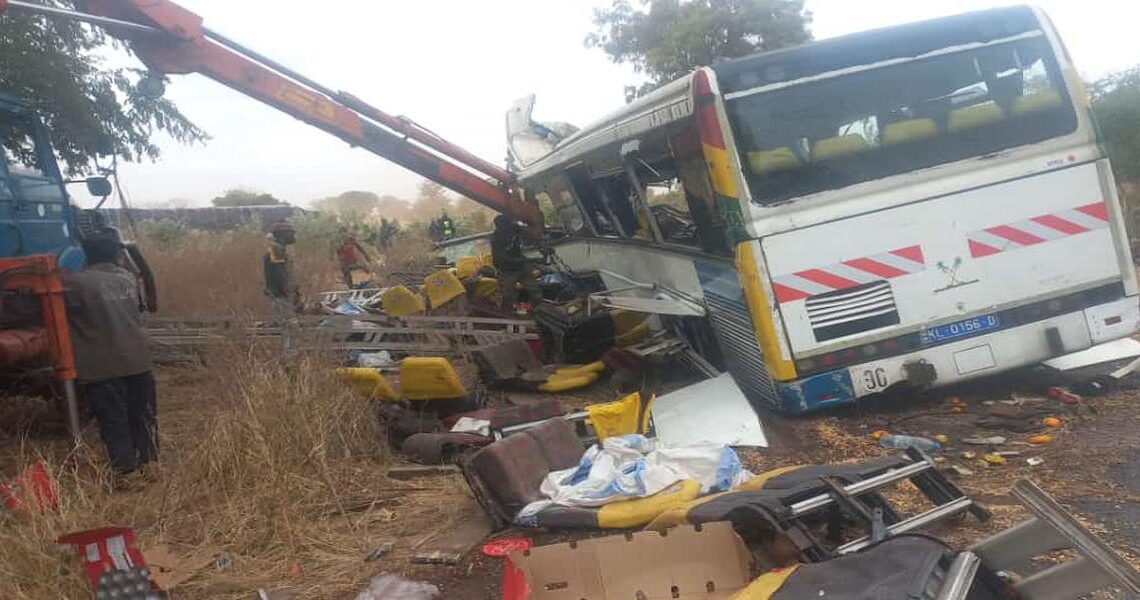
[968,202,1108,258]
[773,245,925,303]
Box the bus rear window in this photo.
[725,35,1078,205]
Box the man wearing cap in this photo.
[62,228,158,477]
[264,220,302,314]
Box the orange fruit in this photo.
[1028,434,1052,444]
[1042,417,1062,428]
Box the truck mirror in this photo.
[86,176,113,198]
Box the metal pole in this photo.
[5,0,159,34]
[62,378,81,443]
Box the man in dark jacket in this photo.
[491,215,526,309]
[63,228,157,476]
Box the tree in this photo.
[0,1,207,175]
[211,188,282,207]
[1091,66,1140,184]
[311,190,381,218]
[586,0,812,99]
[410,180,454,223]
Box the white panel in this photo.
[761,163,1121,353]
[652,373,767,448]
[953,345,996,375]
[1084,296,1140,344]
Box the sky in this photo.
[102,0,1140,210]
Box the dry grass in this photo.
[140,229,437,316]
[0,344,470,599]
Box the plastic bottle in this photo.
[878,434,941,453]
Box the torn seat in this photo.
[646,449,989,563]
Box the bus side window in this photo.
[670,127,730,256]
[565,164,619,237]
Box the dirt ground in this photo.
[3,358,1139,598]
[416,363,1140,599]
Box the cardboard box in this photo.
[509,522,751,599]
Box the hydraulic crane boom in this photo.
[0,0,542,229]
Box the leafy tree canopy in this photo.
[0,0,207,175]
[587,0,812,99]
[311,190,385,218]
[211,188,282,207]
[1091,66,1140,183]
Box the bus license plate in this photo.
[850,363,894,397]
[921,315,1000,345]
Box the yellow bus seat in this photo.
[947,101,1004,132]
[423,269,465,309]
[1012,90,1063,115]
[748,147,801,175]
[812,134,872,161]
[455,255,481,279]
[334,367,398,401]
[472,277,499,302]
[380,285,425,317]
[399,356,467,400]
[882,118,938,146]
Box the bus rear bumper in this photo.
[777,295,1140,414]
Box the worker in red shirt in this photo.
[336,232,372,287]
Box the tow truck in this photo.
[0,0,543,439]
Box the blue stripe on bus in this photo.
[777,369,857,414]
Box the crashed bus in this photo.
[510,5,1138,414]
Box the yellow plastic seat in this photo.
[423,269,465,309]
[882,118,938,146]
[595,479,701,529]
[1012,90,1063,115]
[537,370,600,393]
[948,101,1004,132]
[472,277,499,302]
[380,285,425,317]
[586,391,654,440]
[399,357,467,400]
[455,256,481,279]
[334,367,397,401]
[812,134,872,161]
[748,147,800,175]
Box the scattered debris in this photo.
[386,465,461,480]
[352,573,439,600]
[411,514,493,565]
[363,542,395,562]
[142,544,221,591]
[945,465,974,478]
[878,434,941,452]
[1028,434,1053,444]
[1027,457,1045,466]
[1043,337,1140,371]
[0,460,57,512]
[1047,387,1083,404]
[963,436,1006,445]
[480,536,533,558]
[982,454,1007,466]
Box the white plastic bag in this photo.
[354,574,439,600]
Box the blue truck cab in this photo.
[0,92,103,270]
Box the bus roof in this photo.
[515,74,694,181]
[515,4,1044,184]
[714,5,1042,96]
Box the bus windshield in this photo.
[725,34,1078,205]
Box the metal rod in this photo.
[837,496,972,554]
[789,460,931,515]
[62,378,81,443]
[5,0,158,34]
[935,551,981,600]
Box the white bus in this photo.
[514,5,1138,413]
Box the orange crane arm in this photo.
[2,0,541,228]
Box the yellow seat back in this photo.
[380,285,425,317]
[455,256,481,279]
[399,357,467,399]
[1012,90,1063,115]
[334,368,398,401]
[812,134,872,161]
[748,147,800,175]
[472,277,500,302]
[423,269,465,309]
[882,118,938,146]
[948,101,1004,132]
